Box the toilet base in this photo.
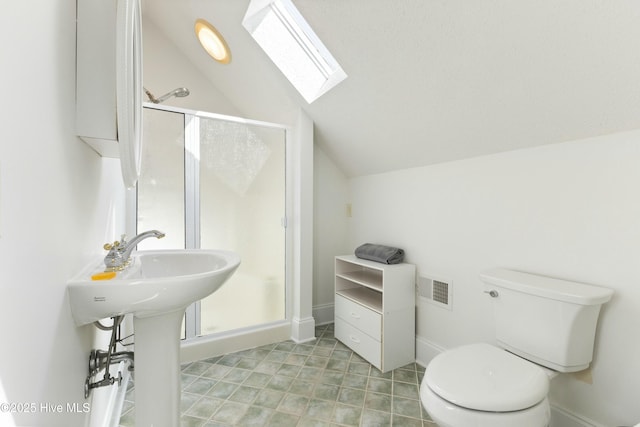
[420,380,550,427]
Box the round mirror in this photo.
[116,0,143,189]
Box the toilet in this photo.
[420,268,613,427]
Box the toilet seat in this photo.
[420,379,551,427]
[424,343,549,412]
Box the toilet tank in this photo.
[480,268,613,373]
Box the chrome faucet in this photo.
[103,230,165,271]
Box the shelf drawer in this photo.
[335,318,381,368]
[335,294,381,339]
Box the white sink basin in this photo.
[68,249,240,427]
[68,249,240,326]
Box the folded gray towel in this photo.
[355,243,405,264]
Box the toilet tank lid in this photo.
[424,343,549,412]
[479,268,613,305]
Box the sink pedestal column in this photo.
[133,309,185,427]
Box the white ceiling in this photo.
[143,0,640,177]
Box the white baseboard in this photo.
[291,316,316,343]
[549,404,607,427]
[415,335,445,368]
[180,321,291,363]
[312,303,334,325]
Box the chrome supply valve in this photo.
[484,290,499,298]
[103,230,165,271]
[84,315,133,398]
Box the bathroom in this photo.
[1,0,639,426]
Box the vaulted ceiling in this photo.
[143,0,640,177]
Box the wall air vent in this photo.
[432,280,449,305]
[417,275,452,310]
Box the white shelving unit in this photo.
[334,255,416,372]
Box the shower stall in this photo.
[134,104,290,344]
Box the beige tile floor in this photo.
[119,323,436,426]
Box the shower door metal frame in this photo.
[183,113,201,339]
[130,103,292,340]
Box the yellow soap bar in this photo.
[91,271,116,281]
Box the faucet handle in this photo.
[103,241,121,251]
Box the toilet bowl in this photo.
[420,343,552,427]
[419,268,613,427]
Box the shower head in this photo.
[144,87,190,104]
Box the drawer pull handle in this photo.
[350,312,360,319]
[349,335,360,343]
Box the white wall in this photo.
[142,18,242,116]
[312,145,350,324]
[348,131,640,426]
[0,0,126,426]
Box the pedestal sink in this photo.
[67,249,240,427]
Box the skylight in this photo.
[242,0,347,103]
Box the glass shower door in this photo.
[197,117,286,335]
[137,106,287,338]
[137,107,185,249]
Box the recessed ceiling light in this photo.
[243,0,347,103]
[195,18,231,64]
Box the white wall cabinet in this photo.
[76,0,143,188]
[334,255,415,372]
